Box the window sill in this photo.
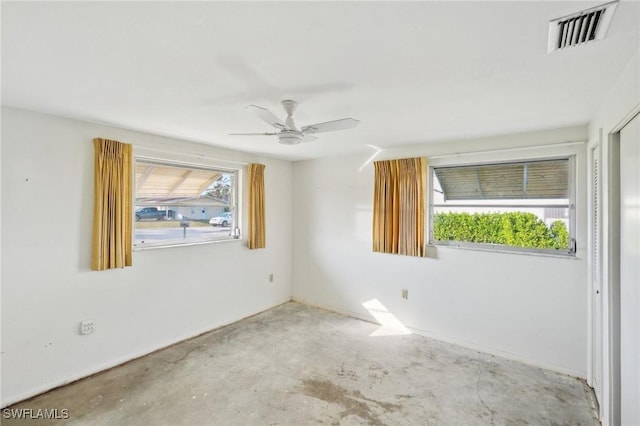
[428,242,578,259]
[134,237,243,251]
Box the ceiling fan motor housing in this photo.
[278,130,304,145]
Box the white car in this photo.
[209,212,232,227]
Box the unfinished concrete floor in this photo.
[4,302,598,425]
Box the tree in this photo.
[206,175,232,202]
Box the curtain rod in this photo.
[133,145,250,166]
[425,140,586,160]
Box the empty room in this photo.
[1,1,639,425]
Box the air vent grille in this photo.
[558,10,603,47]
[548,1,618,52]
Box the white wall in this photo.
[293,125,589,377]
[0,107,293,407]
[589,47,640,426]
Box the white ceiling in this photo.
[2,1,638,161]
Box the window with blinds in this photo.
[430,157,576,255]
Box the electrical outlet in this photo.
[79,320,95,335]
[269,273,274,283]
[402,289,408,299]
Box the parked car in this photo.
[209,212,232,227]
[135,207,171,221]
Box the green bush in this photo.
[433,212,569,250]
[550,220,570,249]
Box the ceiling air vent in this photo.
[548,0,618,53]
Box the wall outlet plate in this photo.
[80,320,95,335]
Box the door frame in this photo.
[599,104,640,426]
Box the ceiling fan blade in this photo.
[301,118,360,134]
[302,135,319,143]
[247,105,288,130]
[229,132,278,136]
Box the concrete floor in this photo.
[4,302,598,425]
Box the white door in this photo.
[620,112,640,426]
[591,144,603,404]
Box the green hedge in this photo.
[433,212,569,250]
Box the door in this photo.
[591,144,603,404]
[619,112,640,426]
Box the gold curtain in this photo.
[91,138,133,270]
[248,163,266,249]
[372,157,426,256]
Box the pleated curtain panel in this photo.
[372,157,427,257]
[91,138,133,270]
[248,163,266,249]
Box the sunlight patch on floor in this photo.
[362,299,411,337]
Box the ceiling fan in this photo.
[230,100,360,145]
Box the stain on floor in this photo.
[300,378,402,425]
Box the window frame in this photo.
[427,153,577,257]
[133,156,242,250]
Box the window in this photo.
[429,157,576,255]
[134,159,240,249]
